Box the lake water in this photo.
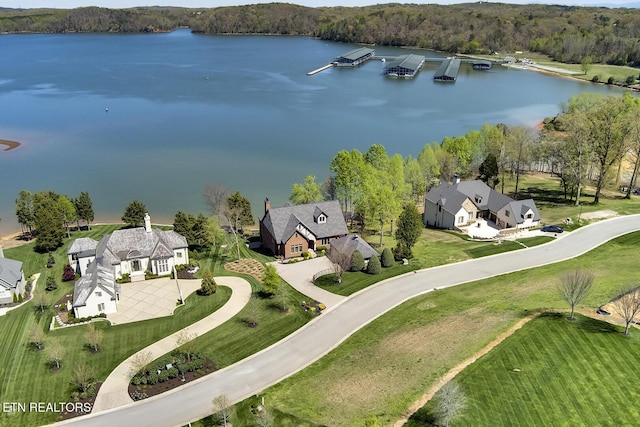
[0,29,626,233]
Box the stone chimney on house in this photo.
[264,198,270,216]
[144,213,151,233]
[453,173,460,185]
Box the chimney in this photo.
[144,213,151,233]
[453,173,460,185]
[264,198,270,216]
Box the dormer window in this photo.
[317,214,326,224]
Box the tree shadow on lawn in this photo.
[544,311,618,334]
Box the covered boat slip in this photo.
[433,57,461,81]
[334,47,375,67]
[383,54,425,78]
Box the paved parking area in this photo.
[107,277,202,325]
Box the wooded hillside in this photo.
[2,3,640,67]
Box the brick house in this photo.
[260,199,348,259]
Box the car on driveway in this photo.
[541,225,564,233]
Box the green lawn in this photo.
[0,226,312,426]
[536,59,640,86]
[213,231,640,427]
[406,313,640,426]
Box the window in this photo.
[458,216,465,224]
[95,291,102,298]
[176,252,182,258]
[98,303,105,312]
[468,211,473,221]
[438,205,442,212]
[526,213,533,219]
[317,214,326,224]
[71,254,78,261]
[132,260,142,272]
[322,238,330,245]
[157,259,169,274]
[505,210,510,217]
[290,244,303,253]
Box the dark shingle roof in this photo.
[262,200,348,244]
[384,54,425,72]
[425,183,472,215]
[329,234,379,260]
[67,238,98,257]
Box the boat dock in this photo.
[307,63,334,76]
[433,58,461,82]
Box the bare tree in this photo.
[128,350,154,377]
[28,323,45,350]
[46,340,65,370]
[327,248,350,284]
[558,270,594,321]
[203,182,230,216]
[175,329,198,362]
[255,406,274,427]
[612,287,640,336]
[71,363,95,395]
[212,394,233,427]
[32,292,49,313]
[434,381,466,427]
[84,322,104,353]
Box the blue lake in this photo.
[0,29,626,232]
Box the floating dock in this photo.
[383,54,425,78]
[433,58,461,81]
[307,63,334,76]
[334,47,375,67]
[472,60,492,70]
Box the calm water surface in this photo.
[0,30,626,232]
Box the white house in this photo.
[424,179,540,231]
[0,246,26,305]
[72,261,120,318]
[70,214,189,317]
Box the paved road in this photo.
[52,215,640,427]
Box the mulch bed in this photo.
[128,357,216,401]
[224,258,266,280]
[176,269,196,280]
[56,382,103,421]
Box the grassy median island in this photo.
[209,230,640,426]
[407,312,640,426]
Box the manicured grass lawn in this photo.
[536,59,640,86]
[223,231,640,426]
[0,226,312,426]
[406,313,640,426]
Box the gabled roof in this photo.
[72,261,120,307]
[93,228,187,266]
[426,180,539,220]
[425,183,472,215]
[330,234,379,260]
[67,237,98,257]
[261,200,348,244]
[0,257,23,290]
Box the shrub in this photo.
[25,280,33,296]
[18,293,23,302]
[167,367,179,379]
[393,242,412,261]
[366,256,381,275]
[62,264,76,282]
[46,253,55,268]
[607,76,615,85]
[199,270,217,296]
[316,245,327,252]
[350,250,365,271]
[45,276,58,291]
[131,375,142,386]
[302,251,310,259]
[158,370,170,383]
[625,75,636,85]
[116,273,131,284]
[381,248,394,268]
[591,74,600,82]
[146,372,159,385]
[12,293,18,303]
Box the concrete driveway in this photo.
[107,277,203,325]
[270,257,347,308]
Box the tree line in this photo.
[2,3,640,67]
[286,92,640,248]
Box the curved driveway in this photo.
[53,215,640,427]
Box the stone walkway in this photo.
[91,276,252,413]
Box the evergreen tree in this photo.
[478,153,500,189]
[33,191,65,253]
[395,203,423,258]
[366,255,381,275]
[350,250,364,272]
[75,191,94,230]
[199,270,217,296]
[122,200,147,227]
[380,247,394,268]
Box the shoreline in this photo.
[0,139,21,151]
